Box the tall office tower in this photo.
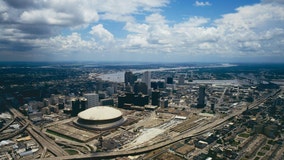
[142,71,151,90]
[83,93,99,108]
[125,71,137,86]
[134,82,148,95]
[80,98,87,111]
[134,94,149,106]
[158,81,166,89]
[178,75,185,85]
[166,77,174,84]
[151,90,160,106]
[71,98,88,116]
[197,85,206,108]
[125,83,132,93]
[151,82,158,90]
[71,98,80,116]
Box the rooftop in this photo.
[78,106,122,121]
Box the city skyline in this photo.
[0,0,284,62]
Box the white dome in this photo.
[78,106,122,121]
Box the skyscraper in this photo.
[178,75,185,85]
[166,77,173,84]
[71,98,88,116]
[83,93,99,108]
[71,98,80,116]
[151,90,160,106]
[134,82,148,95]
[197,85,206,108]
[142,71,151,90]
[124,71,137,86]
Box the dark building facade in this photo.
[197,85,206,108]
[151,81,165,90]
[134,82,148,95]
[71,98,87,116]
[101,98,114,106]
[124,71,137,86]
[166,77,174,84]
[118,93,149,108]
[151,90,160,106]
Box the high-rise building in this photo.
[166,77,174,84]
[197,85,206,108]
[71,98,88,116]
[118,93,149,108]
[71,98,80,116]
[80,98,87,111]
[151,91,160,106]
[134,82,148,95]
[142,71,151,90]
[125,71,137,86]
[135,94,149,106]
[83,93,99,108]
[178,75,185,85]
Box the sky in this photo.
[0,0,284,63]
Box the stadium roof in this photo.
[78,106,122,121]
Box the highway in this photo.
[43,89,281,160]
[7,106,69,157]
[0,117,16,133]
[0,117,29,141]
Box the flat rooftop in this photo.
[47,124,99,142]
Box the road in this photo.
[0,117,16,132]
[7,106,69,157]
[42,89,280,160]
[216,87,227,108]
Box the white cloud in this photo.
[124,22,149,34]
[90,24,114,42]
[119,2,284,58]
[48,32,96,52]
[194,1,211,7]
[20,9,75,25]
[1,0,284,62]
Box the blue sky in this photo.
[0,0,283,62]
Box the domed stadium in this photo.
[73,106,126,130]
